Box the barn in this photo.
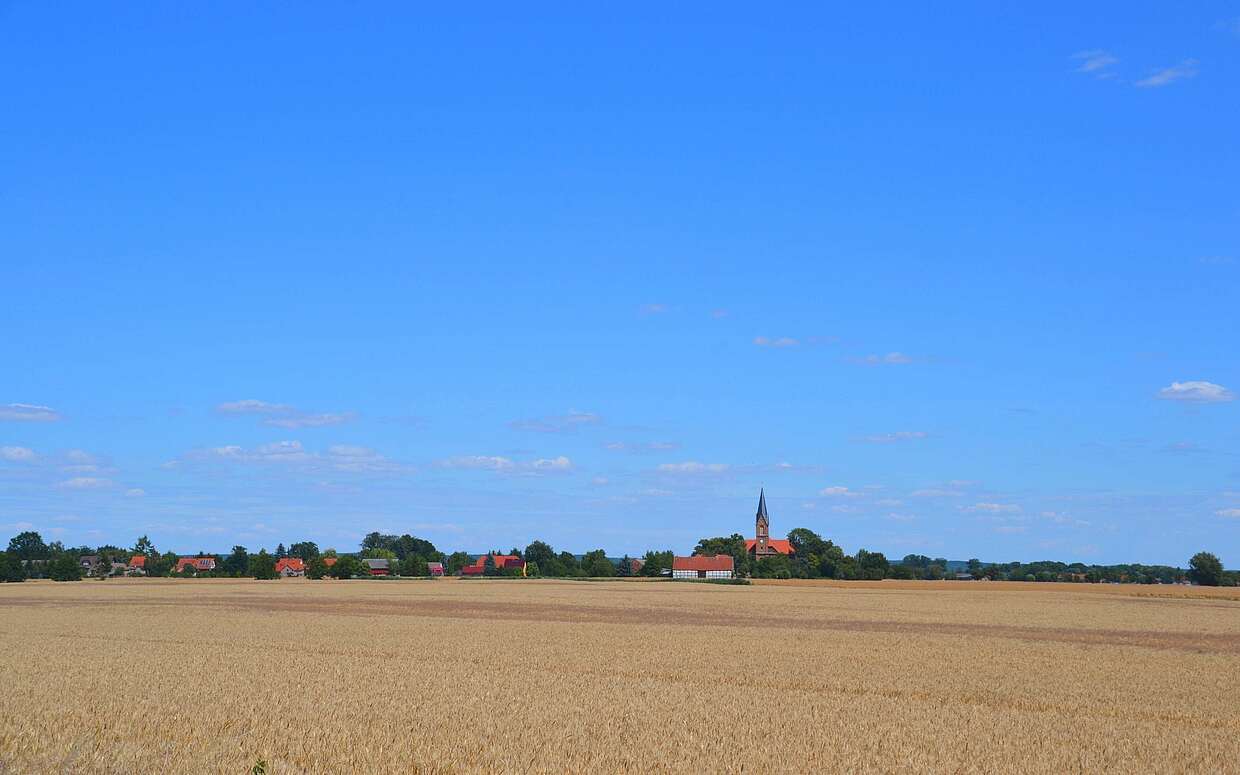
[426,562,445,577]
[672,554,734,580]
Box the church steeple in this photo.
[755,488,769,549]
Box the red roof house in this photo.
[672,554,735,580]
[461,554,526,576]
[275,557,306,576]
[426,562,445,577]
[175,557,216,573]
[128,555,146,569]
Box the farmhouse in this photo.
[128,555,146,573]
[745,489,794,559]
[175,557,217,573]
[460,554,526,576]
[426,562,445,577]
[363,558,390,576]
[672,554,734,580]
[275,558,306,577]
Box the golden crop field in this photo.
[2,578,1238,774]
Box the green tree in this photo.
[483,554,498,577]
[581,549,615,577]
[361,547,398,560]
[856,549,889,580]
[694,534,750,577]
[361,532,399,555]
[275,543,288,558]
[7,530,49,562]
[639,550,674,577]
[967,558,983,576]
[754,555,792,579]
[49,552,83,582]
[132,535,155,557]
[222,546,249,577]
[399,555,429,577]
[616,555,634,577]
[330,555,365,579]
[1188,552,1224,586]
[446,551,471,574]
[524,540,556,569]
[0,551,26,582]
[306,556,328,579]
[249,550,277,580]
[288,542,319,561]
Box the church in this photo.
[745,488,794,558]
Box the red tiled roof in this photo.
[175,557,216,571]
[275,558,305,572]
[745,539,794,555]
[460,565,484,576]
[128,555,146,568]
[469,554,525,569]
[673,554,735,572]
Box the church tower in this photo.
[755,488,770,554]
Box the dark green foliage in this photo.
[306,556,328,579]
[399,555,429,577]
[221,546,249,577]
[581,549,615,577]
[289,541,320,561]
[1188,552,1224,586]
[753,554,792,579]
[7,530,49,562]
[483,554,498,577]
[0,551,26,582]
[249,550,277,580]
[694,534,751,577]
[329,555,365,579]
[616,555,634,577]
[49,552,83,581]
[446,551,471,574]
[639,550,674,577]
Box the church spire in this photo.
[756,488,768,520]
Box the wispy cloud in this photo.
[1072,49,1119,77]
[1217,508,1240,518]
[174,441,408,474]
[753,336,800,348]
[437,454,572,474]
[217,399,355,429]
[1135,59,1199,88]
[1157,381,1234,403]
[638,303,668,316]
[604,440,679,453]
[965,502,1021,514]
[911,488,963,498]
[57,477,113,490]
[125,488,146,498]
[0,403,61,422]
[861,431,929,444]
[819,486,856,497]
[509,410,601,433]
[851,352,915,365]
[0,446,37,462]
[657,461,729,474]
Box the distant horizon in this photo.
[3,4,1237,567]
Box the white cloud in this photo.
[753,336,799,348]
[853,352,914,365]
[657,461,729,474]
[1157,381,1234,403]
[819,486,854,497]
[265,412,355,429]
[965,502,1021,514]
[911,488,962,498]
[510,410,602,433]
[0,403,61,422]
[604,440,679,453]
[57,477,113,490]
[1135,59,1199,88]
[532,456,573,471]
[125,488,146,498]
[216,399,292,414]
[1071,50,1118,76]
[0,446,36,461]
[1217,508,1240,518]
[862,431,929,444]
[591,476,610,486]
[217,399,356,429]
[439,455,516,471]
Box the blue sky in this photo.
[2,3,1238,564]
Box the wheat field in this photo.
[2,578,1238,774]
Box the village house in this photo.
[363,558,390,576]
[460,553,526,576]
[426,561,445,577]
[672,554,735,580]
[127,555,146,574]
[79,555,99,572]
[175,557,216,574]
[745,489,794,560]
[275,557,306,577]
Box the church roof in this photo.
[756,488,768,520]
[746,539,794,555]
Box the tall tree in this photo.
[7,531,49,562]
[249,550,277,580]
[1188,552,1224,586]
[289,541,319,561]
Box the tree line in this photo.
[0,528,1233,587]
